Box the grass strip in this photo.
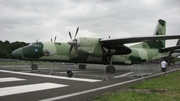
[92,71,180,101]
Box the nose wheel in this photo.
[31,64,38,70]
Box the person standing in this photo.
[161,60,167,76]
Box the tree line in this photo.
[0,40,29,58]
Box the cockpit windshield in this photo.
[27,43,35,46]
[27,42,43,48]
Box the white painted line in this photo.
[0,82,68,97]
[113,72,133,78]
[39,71,169,101]
[0,70,101,82]
[0,77,26,82]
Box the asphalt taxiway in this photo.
[0,65,177,101]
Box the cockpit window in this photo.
[28,43,34,46]
[33,43,42,47]
[27,42,42,47]
[38,44,42,47]
[33,44,38,47]
[25,43,34,47]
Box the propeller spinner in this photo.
[67,27,79,54]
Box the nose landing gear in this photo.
[31,64,38,70]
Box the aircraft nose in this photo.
[11,48,22,59]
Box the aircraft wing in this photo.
[100,35,180,45]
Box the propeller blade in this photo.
[74,27,79,39]
[69,32,72,39]
[68,27,79,54]
[69,46,73,54]
[54,36,57,42]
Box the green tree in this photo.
[0,40,28,58]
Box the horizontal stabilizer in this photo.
[161,45,180,51]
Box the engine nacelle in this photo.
[76,37,103,56]
[103,45,132,55]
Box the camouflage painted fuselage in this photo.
[11,19,171,65]
[13,39,169,65]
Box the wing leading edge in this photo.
[100,35,180,45]
[100,19,180,46]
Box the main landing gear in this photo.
[106,65,115,73]
[105,56,116,73]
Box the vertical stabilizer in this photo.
[145,19,166,49]
[153,19,166,35]
[131,19,166,49]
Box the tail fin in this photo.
[153,19,166,35]
[131,19,166,49]
[144,19,166,49]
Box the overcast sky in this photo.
[0,0,180,47]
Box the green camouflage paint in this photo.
[23,42,44,58]
[13,19,171,65]
[131,19,166,49]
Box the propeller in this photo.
[51,36,57,42]
[68,27,79,54]
[54,36,57,42]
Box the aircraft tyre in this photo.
[106,65,115,73]
[79,65,86,70]
[31,64,38,70]
[67,70,73,77]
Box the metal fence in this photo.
[1,59,175,80]
[128,62,161,79]
[0,59,77,75]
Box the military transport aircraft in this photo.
[11,19,180,73]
